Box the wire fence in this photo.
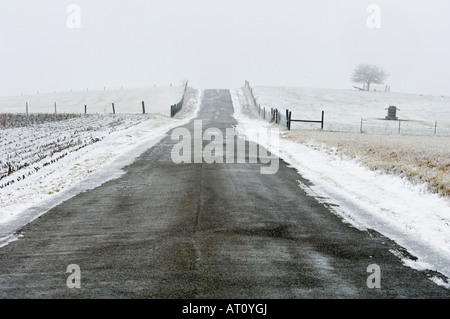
[171,81,189,117]
[245,81,289,127]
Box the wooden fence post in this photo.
[321,111,325,129]
[85,105,87,114]
[26,102,28,114]
[286,109,289,128]
[112,103,115,114]
[54,102,57,114]
[142,101,146,114]
[289,111,292,130]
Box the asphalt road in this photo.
[0,89,449,299]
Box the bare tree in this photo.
[351,64,388,91]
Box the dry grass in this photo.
[284,130,450,198]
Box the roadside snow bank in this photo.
[231,87,450,287]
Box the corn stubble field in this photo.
[0,113,155,190]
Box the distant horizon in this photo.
[1,1,450,99]
[2,81,449,100]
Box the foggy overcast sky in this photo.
[1,0,450,96]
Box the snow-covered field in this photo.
[251,86,450,135]
[0,87,202,247]
[0,113,151,190]
[0,85,185,117]
[231,87,450,289]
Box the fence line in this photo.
[358,118,449,136]
[243,81,449,136]
[171,81,189,117]
[245,81,286,127]
[288,111,324,131]
[19,83,188,116]
[244,81,324,131]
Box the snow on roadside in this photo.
[0,89,203,247]
[230,87,450,287]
